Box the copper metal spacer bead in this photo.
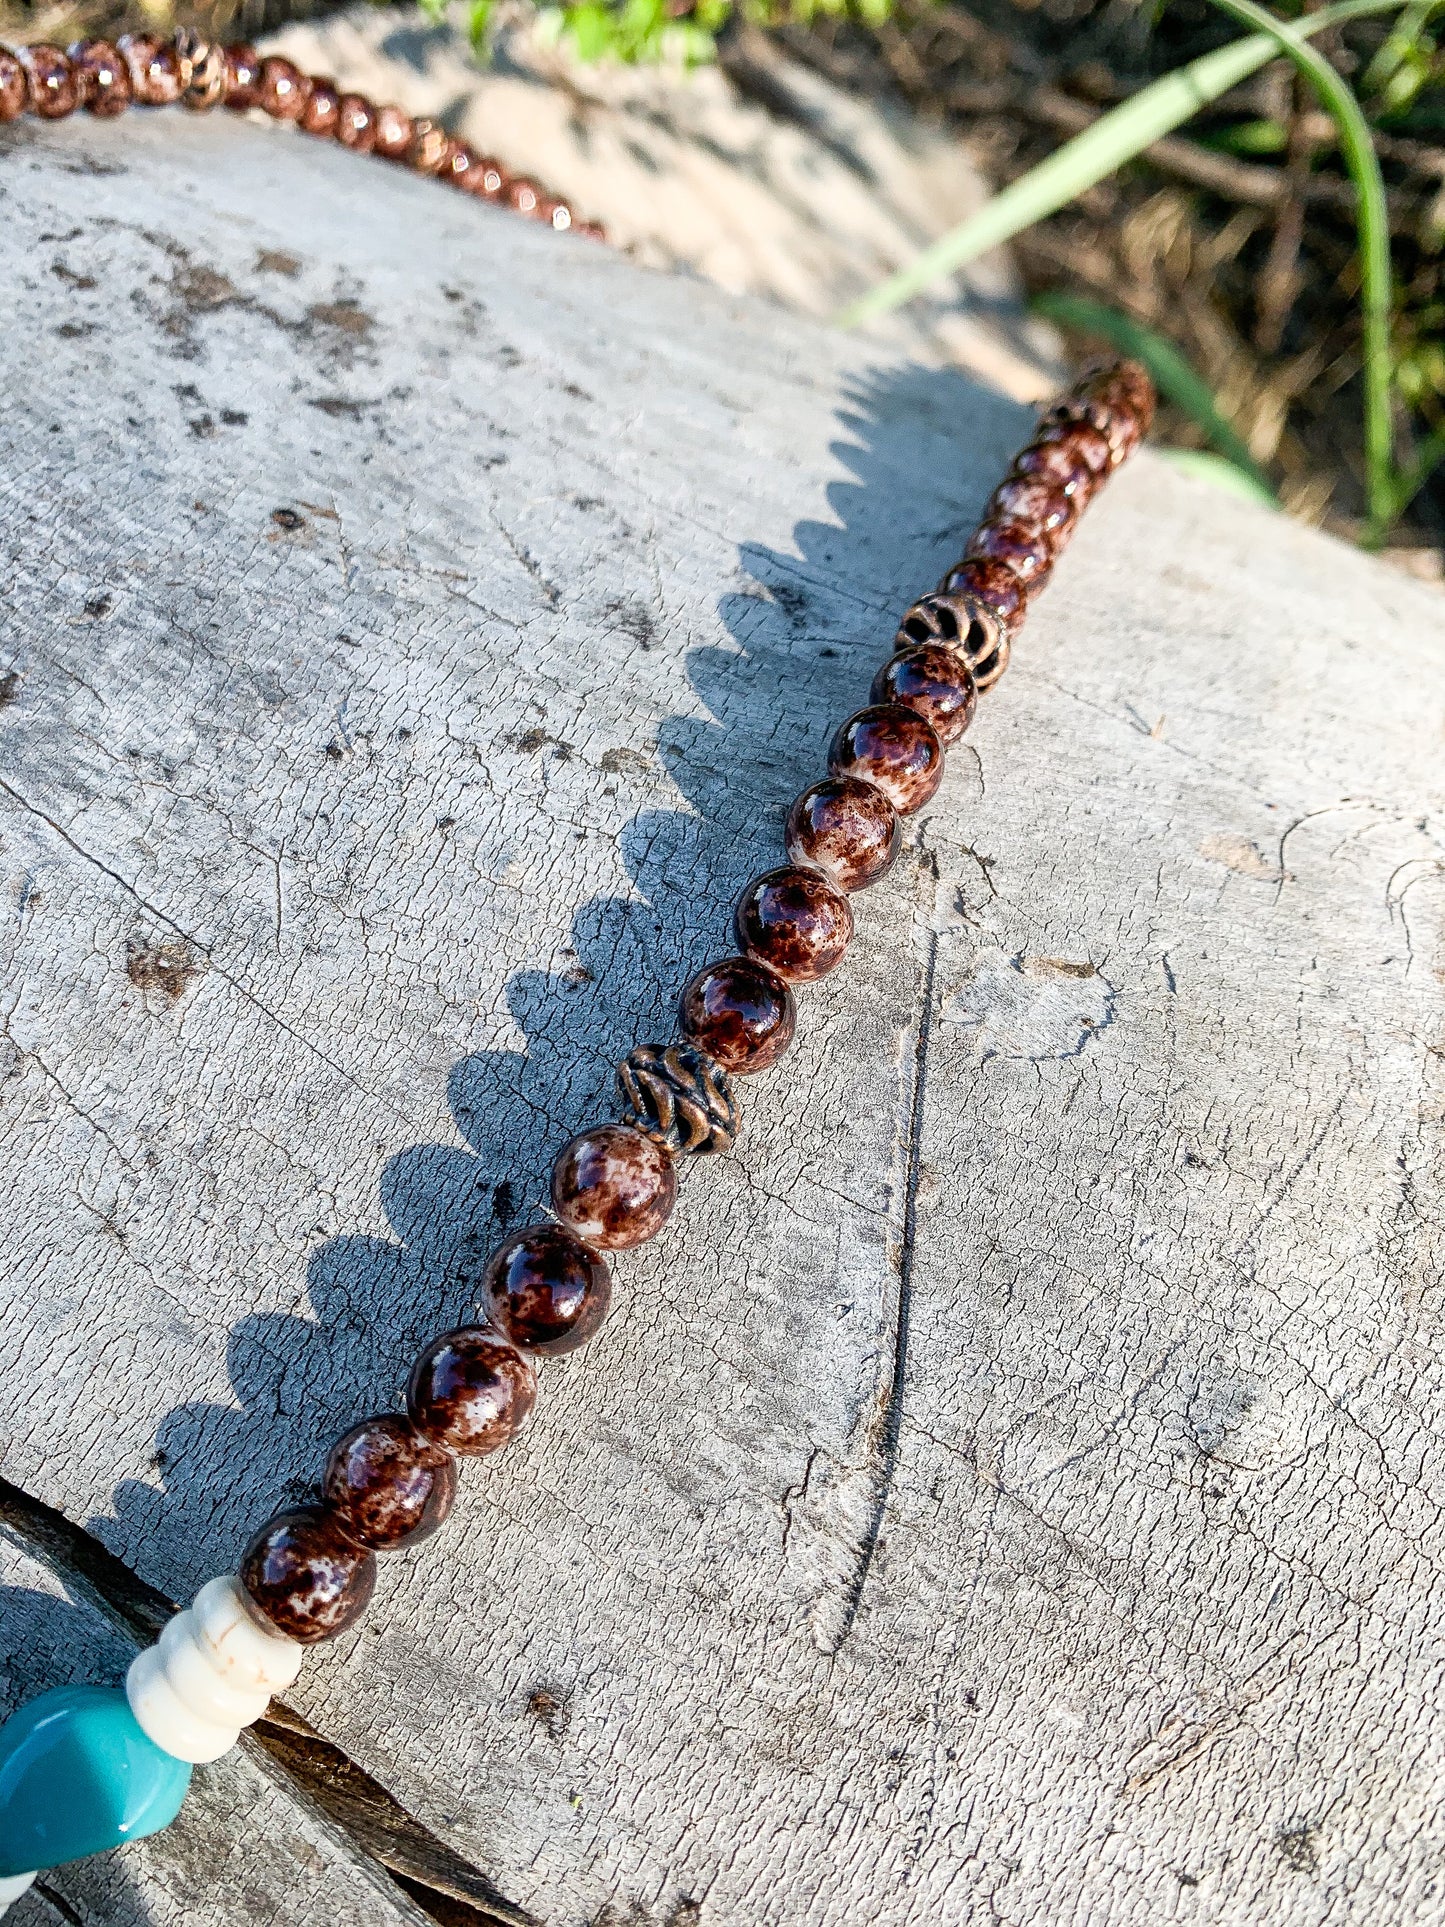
[173,29,225,110]
[617,1043,741,1156]
[894,590,1010,693]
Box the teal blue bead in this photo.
[0,1684,192,1876]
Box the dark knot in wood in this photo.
[616,1043,741,1156]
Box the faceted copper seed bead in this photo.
[965,518,1054,596]
[18,45,77,119]
[408,117,451,175]
[69,41,131,117]
[256,56,308,122]
[786,775,899,892]
[408,1324,539,1447]
[551,1123,677,1251]
[299,77,340,138]
[240,1504,377,1644]
[373,103,414,161]
[984,475,1078,550]
[680,956,796,1075]
[0,48,26,120]
[175,30,226,111]
[894,591,1009,693]
[736,865,854,983]
[828,704,943,815]
[483,1224,613,1356]
[872,645,977,748]
[118,34,180,106]
[617,1043,740,1156]
[322,1415,457,1551]
[335,93,376,152]
[222,43,262,110]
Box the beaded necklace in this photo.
[0,36,1152,1902]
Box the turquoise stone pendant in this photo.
[0,1684,192,1876]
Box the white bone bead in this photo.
[127,1644,239,1764]
[125,1573,304,1764]
[158,1613,271,1727]
[0,1871,36,1913]
[191,1576,303,1693]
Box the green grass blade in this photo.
[835,0,1405,332]
[1031,290,1277,493]
[1157,448,1282,504]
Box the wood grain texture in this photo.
[0,110,1442,1927]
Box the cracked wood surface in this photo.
[0,110,1443,1927]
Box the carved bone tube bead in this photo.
[617,1043,741,1155]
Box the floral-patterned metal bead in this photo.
[299,77,340,137]
[872,645,977,746]
[69,41,131,116]
[828,704,943,814]
[894,591,1010,693]
[222,43,262,110]
[118,35,181,106]
[256,56,308,122]
[408,1324,539,1446]
[407,117,451,175]
[240,1505,376,1644]
[0,48,27,120]
[786,775,899,892]
[322,1415,456,1551]
[174,30,226,111]
[937,556,1026,630]
[334,93,375,150]
[551,1123,677,1250]
[736,865,853,983]
[373,103,414,160]
[18,45,78,118]
[680,956,796,1074]
[617,1043,740,1155]
[483,1225,613,1355]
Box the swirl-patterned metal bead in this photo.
[893,590,1010,693]
[617,1042,741,1156]
[174,30,225,111]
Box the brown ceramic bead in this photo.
[460,154,508,200]
[1040,392,1140,470]
[1031,417,1113,484]
[483,1224,613,1354]
[323,1414,456,1551]
[409,1324,539,1446]
[443,140,480,187]
[18,45,77,119]
[680,956,796,1075]
[786,775,899,892]
[222,43,262,110]
[551,1123,676,1251]
[240,1504,376,1644]
[407,117,451,174]
[373,103,414,161]
[894,590,1009,693]
[299,76,340,138]
[1009,434,1099,506]
[118,35,180,106]
[69,41,131,116]
[984,474,1077,549]
[550,203,574,232]
[0,48,26,120]
[965,518,1054,596]
[256,56,308,122]
[937,555,1027,631]
[828,704,943,815]
[1080,358,1155,435]
[872,645,977,747]
[736,866,853,983]
[334,93,375,150]
[505,177,544,217]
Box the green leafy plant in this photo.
[461,0,904,64]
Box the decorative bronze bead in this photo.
[736,865,853,983]
[894,591,1009,693]
[240,1504,376,1644]
[407,116,451,174]
[256,56,308,122]
[372,103,414,161]
[68,41,131,117]
[322,1414,456,1551]
[118,35,181,106]
[174,30,225,111]
[18,45,78,119]
[786,775,899,892]
[222,43,262,110]
[983,475,1077,550]
[483,1225,613,1356]
[937,556,1026,630]
[551,1123,677,1251]
[334,92,376,151]
[617,1043,740,1156]
[680,956,796,1075]
[299,77,340,137]
[964,518,1053,595]
[409,1324,538,1447]
[872,645,977,747]
[828,704,943,815]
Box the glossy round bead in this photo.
[937,555,1027,631]
[18,46,77,119]
[828,704,943,814]
[118,35,180,106]
[894,590,1010,693]
[222,43,262,110]
[483,1224,614,1354]
[460,154,508,200]
[506,177,543,217]
[69,41,131,117]
[965,518,1054,596]
[240,1505,376,1645]
[736,865,853,982]
[299,77,340,138]
[1009,434,1100,504]
[373,103,414,160]
[256,56,308,122]
[1040,393,1139,470]
[322,1415,456,1551]
[786,775,899,892]
[408,1324,539,1445]
[408,117,451,174]
[872,645,977,747]
[0,48,27,120]
[679,956,796,1075]
[551,1123,677,1251]
[443,140,480,187]
[1031,417,1113,483]
[984,474,1077,548]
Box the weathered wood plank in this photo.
[0,108,1442,1927]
